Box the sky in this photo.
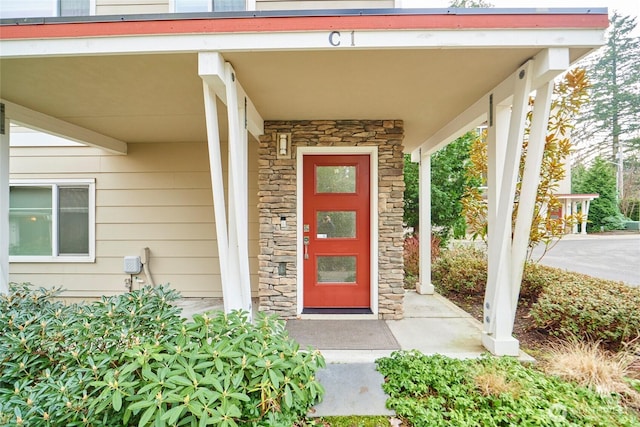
[400,0,640,34]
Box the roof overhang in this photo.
[556,193,600,200]
[0,9,608,153]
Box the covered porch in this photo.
[0,8,607,355]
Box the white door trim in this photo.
[296,146,379,316]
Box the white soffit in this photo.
[0,12,606,152]
[0,28,605,58]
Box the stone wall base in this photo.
[257,120,405,320]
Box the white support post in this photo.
[202,82,237,312]
[581,200,590,234]
[510,81,553,316]
[200,52,257,316]
[417,150,434,294]
[571,201,578,234]
[0,110,9,295]
[483,60,534,356]
[224,63,253,318]
[483,101,510,345]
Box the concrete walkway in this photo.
[318,290,487,364]
[175,291,524,417]
[311,290,499,417]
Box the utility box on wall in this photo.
[123,256,142,274]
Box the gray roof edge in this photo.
[0,7,608,27]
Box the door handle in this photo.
[303,236,310,260]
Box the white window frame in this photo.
[61,0,96,16]
[0,0,95,19]
[9,178,96,263]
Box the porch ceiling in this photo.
[0,18,600,152]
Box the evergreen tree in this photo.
[573,12,640,198]
[572,157,624,231]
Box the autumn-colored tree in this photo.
[462,68,590,260]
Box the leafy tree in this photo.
[449,0,493,7]
[573,12,640,199]
[431,133,478,241]
[462,69,590,257]
[403,134,476,244]
[403,154,419,232]
[572,157,624,231]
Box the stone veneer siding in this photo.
[257,120,405,320]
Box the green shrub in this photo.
[600,213,628,231]
[432,247,640,349]
[520,262,568,301]
[431,245,488,296]
[530,277,640,350]
[0,284,324,426]
[376,351,640,426]
[0,283,184,427]
[432,246,585,301]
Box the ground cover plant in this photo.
[314,416,398,426]
[0,284,324,427]
[376,351,640,426]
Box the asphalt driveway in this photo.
[530,232,640,287]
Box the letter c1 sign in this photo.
[329,31,341,46]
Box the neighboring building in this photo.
[553,163,598,234]
[553,194,599,234]
[0,1,608,355]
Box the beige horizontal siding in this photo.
[97,206,214,223]
[97,205,259,224]
[96,172,214,190]
[94,224,266,243]
[98,0,168,5]
[256,0,394,11]
[9,141,260,299]
[97,188,213,207]
[10,156,102,173]
[96,2,169,15]
[7,272,259,298]
[95,239,260,258]
[10,146,114,157]
[7,273,226,297]
[10,257,220,275]
[97,223,216,241]
[91,0,395,15]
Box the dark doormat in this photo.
[286,319,400,350]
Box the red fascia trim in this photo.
[0,14,609,40]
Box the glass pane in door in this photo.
[316,166,356,193]
[317,256,356,283]
[316,211,356,238]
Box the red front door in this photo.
[303,155,370,308]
